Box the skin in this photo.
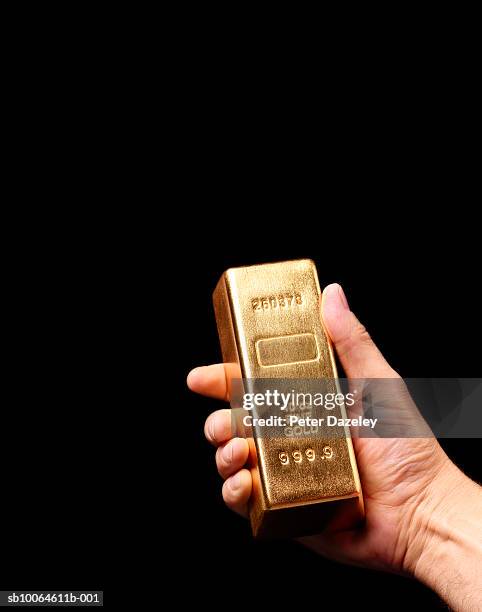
[187,283,482,611]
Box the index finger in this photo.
[187,364,230,401]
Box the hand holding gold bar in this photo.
[188,274,482,611]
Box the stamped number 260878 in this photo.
[252,293,303,311]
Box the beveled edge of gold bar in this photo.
[222,257,318,279]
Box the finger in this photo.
[216,438,250,479]
[321,284,397,379]
[187,364,229,401]
[222,469,252,517]
[204,409,232,447]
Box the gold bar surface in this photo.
[213,259,364,538]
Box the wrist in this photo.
[405,458,482,610]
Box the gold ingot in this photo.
[213,259,364,538]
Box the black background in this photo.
[172,250,479,610]
[2,17,479,605]
[1,247,104,592]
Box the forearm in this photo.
[407,462,482,611]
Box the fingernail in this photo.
[187,367,200,387]
[223,442,233,464]
[230,473,241,491]
[324,283,349,311]
[337,284,349,310]
[208,419,216,443]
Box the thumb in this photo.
[321,283,396,379]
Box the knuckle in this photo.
[342,321,372,351]
[336,320,372,358]
[353,321,372,345]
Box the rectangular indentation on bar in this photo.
[256,333,319,367]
